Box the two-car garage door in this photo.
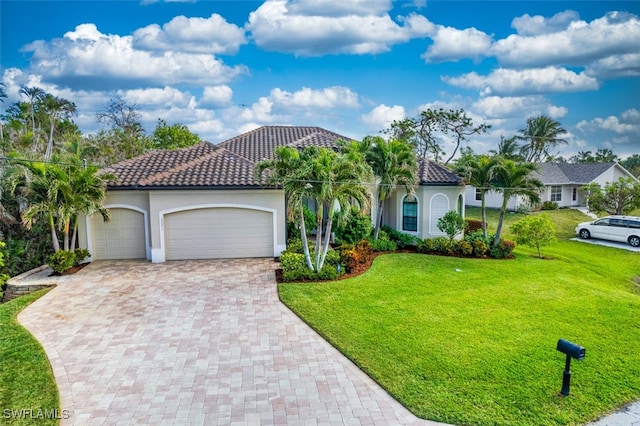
[164,208,274,260]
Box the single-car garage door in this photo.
[164,208,273,260]
[92,208,146,260]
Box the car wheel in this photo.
[579,229,591,239]
[629,235,640,247]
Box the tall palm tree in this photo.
[491,160,544,247]
[255,146,317,270]
[517,115,567,163]
[489,136,521,161]
[19,86,45,135]
[347,136,416,240]
[453,154,503,238]
[40,94,77,160]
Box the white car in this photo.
[575,215,640,247]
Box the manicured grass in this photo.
[279,210,640,425]
[0,289,60,426]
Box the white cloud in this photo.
[421,25,492,63]
[472,95,566,119]
[246,0,431,56]
[574,109,640,157]
[443,66,599,96]
[360,104,405,130]
[511,10,580,36]
[200,85,234,108]
[132,14,247,55]
[270,86,359,109]
[120,86,193,108]
[585,53,640,79]
[492,11,640,67]
[577,110,640,135]
[23,23,248,90]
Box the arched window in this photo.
[402,195,418,232]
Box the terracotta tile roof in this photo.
[103,125,463,189]
[417,158,464,185]
[218,125,351,162]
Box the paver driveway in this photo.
[19,259,442,425]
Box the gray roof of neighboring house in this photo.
[533,162,617,185]
[104,125,463,189]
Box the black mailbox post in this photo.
[556,338,586,396]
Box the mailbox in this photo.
[556,338,586,396]
[556,339,586,360]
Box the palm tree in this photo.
[489,136,521,161]
[40,94,76,160]
[310,147,372,270]
[255,146,317,270]
[19,86,45,135]
[491,160,544,247]
[453,154,502,238]
[347,136,416,240]
[517,115,567,163]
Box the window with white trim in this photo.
[550,186,562,202]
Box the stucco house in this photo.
[464,162,639,211]
[79,126,465,262]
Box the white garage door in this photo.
[164,208,274,260]
[92,208,146,260]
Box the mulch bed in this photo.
[49,262,91,277]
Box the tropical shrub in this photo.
[74,248,91,265]
[381,225,419,248]
[335,207,373,245]
[284,238,305,255]
[464,231,491,257]
[46,250,76,274]
[339,240,373,273]
[464,219,483,234]
[438,211,465,241]
[458,240,473,256]
[280,249,342,281]
[369,230,397,252]
[431,237,455,255]
[417,238,435,253]
[541,201,559,210]
[0,241,10,295]
[489,239,516,259]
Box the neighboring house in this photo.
[78,126,465,262]
[465,162,639,211]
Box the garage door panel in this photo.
[92,209,146,260]
[165,208,273,260]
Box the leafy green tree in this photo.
[437,210,465,242]
[582,177,640,215]
[388,108,490,164]
[0,82,7,141]
[453,154,502,238]
[491,160,544,247]
[516,115,567,163]
[620,154,640,178]
[510,214,556,258]
[344,136,416,240]
[151,119,200,150]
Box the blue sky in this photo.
[1,0,639,159]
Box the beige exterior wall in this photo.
[80,188,286,263]
[384,185,465,240]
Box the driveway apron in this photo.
[19,259,440,425]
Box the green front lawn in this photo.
[0,289,60,426]
[279,210,640,425]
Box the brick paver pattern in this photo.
[19,259,443,425]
